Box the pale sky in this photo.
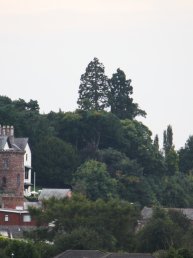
[0,0,193,149]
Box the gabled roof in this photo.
[53,250,106,258]
[53,251,155,258]
[0,136,28,151]
[38,189,71,201]
[141,207,193,221]
[14,138,28,151]
[104,254,154,258]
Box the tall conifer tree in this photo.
[77,58,109,111]
[109,68,146,119]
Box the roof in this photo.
[141,207,193,221]
[0,136,8,149]
[38,189,71,201]
[104,254,154,258]
[0,208,29,214]
[14,138,28,150]
[53,251,154,258]
[169,208,193,220]
[0,136,28,151]
[53,250,106,258]
[141,207,153,220]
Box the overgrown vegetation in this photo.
[1,58,193,256]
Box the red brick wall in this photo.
[1,196,24,209]
[0,211,37,226]
[0,151,25,208]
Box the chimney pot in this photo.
[2,126,6,136]
[10,126,14,136]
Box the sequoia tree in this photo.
[108,68,146,119]
[77,58,109,111]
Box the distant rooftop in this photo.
[38,188,72,201]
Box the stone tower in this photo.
[0,150,25,209]
[0,125,26,209]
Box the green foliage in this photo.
[136,207,193,253]
[34,136,78,186]
[163,125,173,155]
[73,160,118,200]
[54,227,105,251]
[179,136,193,174]
[5,240,40,258]
[29,195,139,251]
[109,68,146,119]
[77,57,109,111]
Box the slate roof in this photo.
[141,207,193,221]
[141,207,153,220]
[38,189,71,201]
[0,136,28,151]
[53,250,106,258]
[104,254,154,258]
[0,136,8,150]
[14,138,28,151]
[53,251,154,258]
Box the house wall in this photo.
[0,211,36,226]
[0,151,25,209]
[24,143,32,194]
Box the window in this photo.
[3,159,9,169]
[4,215,9,222]
[23,215,31,222]
[17,174,20,187]
[2,177,6,188]
[26,154,28,161]
[25,169,29,180]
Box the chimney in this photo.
[6,126,10,136]
[10,126,14,136]
[2,126,6,136]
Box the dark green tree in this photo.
[109,68,146,119]
[154,134,159,150]
[163,125,179,175]
[77,57,109,111]
[34,136,78,187]
[73,160,117,200]
[163,125,173,155]
[179,136,193,174]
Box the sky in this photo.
[0,0,193,149]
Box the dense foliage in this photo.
[1,58,193,255]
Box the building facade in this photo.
[0,125,32,197]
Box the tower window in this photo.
[3,159,9,169]
[17,174,20,187]
[25,169,29,180]
[2,177,6,188]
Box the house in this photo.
[0,125,36,237]
[0,125,32,196]
[137,207,193,231]
[38,188,72,201]
[53,250,155,258]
